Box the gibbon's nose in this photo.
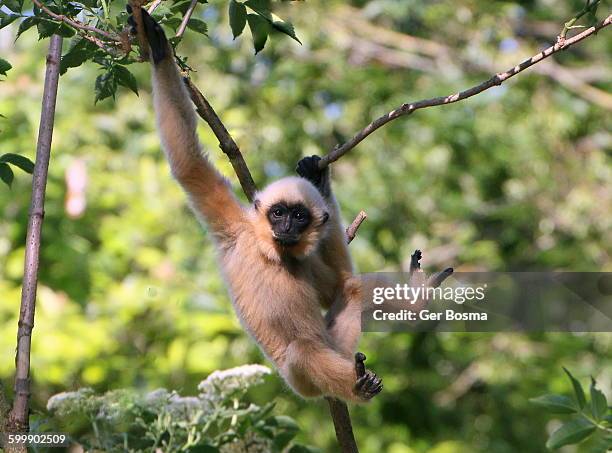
[282,217,292,233]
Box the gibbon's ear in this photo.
[320,212,329,226]
[254,199,261,211]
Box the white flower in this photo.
[198,364,272,400]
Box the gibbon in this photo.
[128,8,381,402]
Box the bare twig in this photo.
[176,0,199,38]
[346,210,367,244]
[7,34,63,441]
[31,0,117,41]
[183,77,258,201]
[319,13,612,168]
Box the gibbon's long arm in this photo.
[296,156,352,274]
[130,8,244,240]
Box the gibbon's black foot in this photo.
[296,155,323,188]
[428,267,454,288]
[126,5,168,64]
[355,352,366,377]
[410,249,422,273]
[354,352,382,400]
[355,370,383,400]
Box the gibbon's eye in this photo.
[294,211,304,220]
[273,208,283,218]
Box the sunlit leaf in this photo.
[529,394,578,414]
[546,417,596,450]
[590,377,608,421]
[563,367,586,410]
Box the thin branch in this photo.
[8,34,63,437]
[176,0,198,38]
[319,13,612,168]
[559,0,601,42]
[129,0,150,61]
[183,77,258,201]
[346,210,367,244]
[147,0,163,14]
[31,0,118,41]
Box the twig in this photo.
[176,0,199,38]
[559,0,601,42]
[319,13,612,168]
[183,77,258,201]
[7,34,63,440]
[147,0,163,14]
[31,0,117,41]
[346,210,367,244]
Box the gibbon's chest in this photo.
[219,233,325,322]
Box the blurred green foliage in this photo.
[0,0,610,451]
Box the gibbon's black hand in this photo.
[127,5,168,64]
[354,352,383,400]
[296,155,330,197]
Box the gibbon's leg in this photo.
[283,339,382,402]
[128,8,244,240]
[324,276,362,357]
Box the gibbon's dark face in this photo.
[267,202,312,246]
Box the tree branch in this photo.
[8,34,63,440]
[319,13,612,168]
[176,0,198,38]
[31,0,118,41]
[325,397,359,453]
[183,77,258,201]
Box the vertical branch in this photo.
[325,397,360,452]
[7,34,63,437]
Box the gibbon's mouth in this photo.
[273,234,300,246]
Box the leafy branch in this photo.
[530,368,611,450]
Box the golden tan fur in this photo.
[150,57,369,402]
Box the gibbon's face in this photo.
[267,202,313,246]
[252,177,330,261]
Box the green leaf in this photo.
[3,0,23,13]
[0,11,20,29]
[529,394,578,414]
[187,18,208,35]
[564,367,586,410]
[0,153,35,173]
[546,417,596,450]
[590,377,608,421]
[0,58,11,76]
[114,66,138,96]
[229,0,247,38]
[0,163,14,187]
[94,70,117,103]
[271,14,300,43]
[16,16,39,40]
[245,0,271,20]
[270,415,299,430]
[247,13,268,53]
[60,38,97,75]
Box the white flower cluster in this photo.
[198,364,272,400]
